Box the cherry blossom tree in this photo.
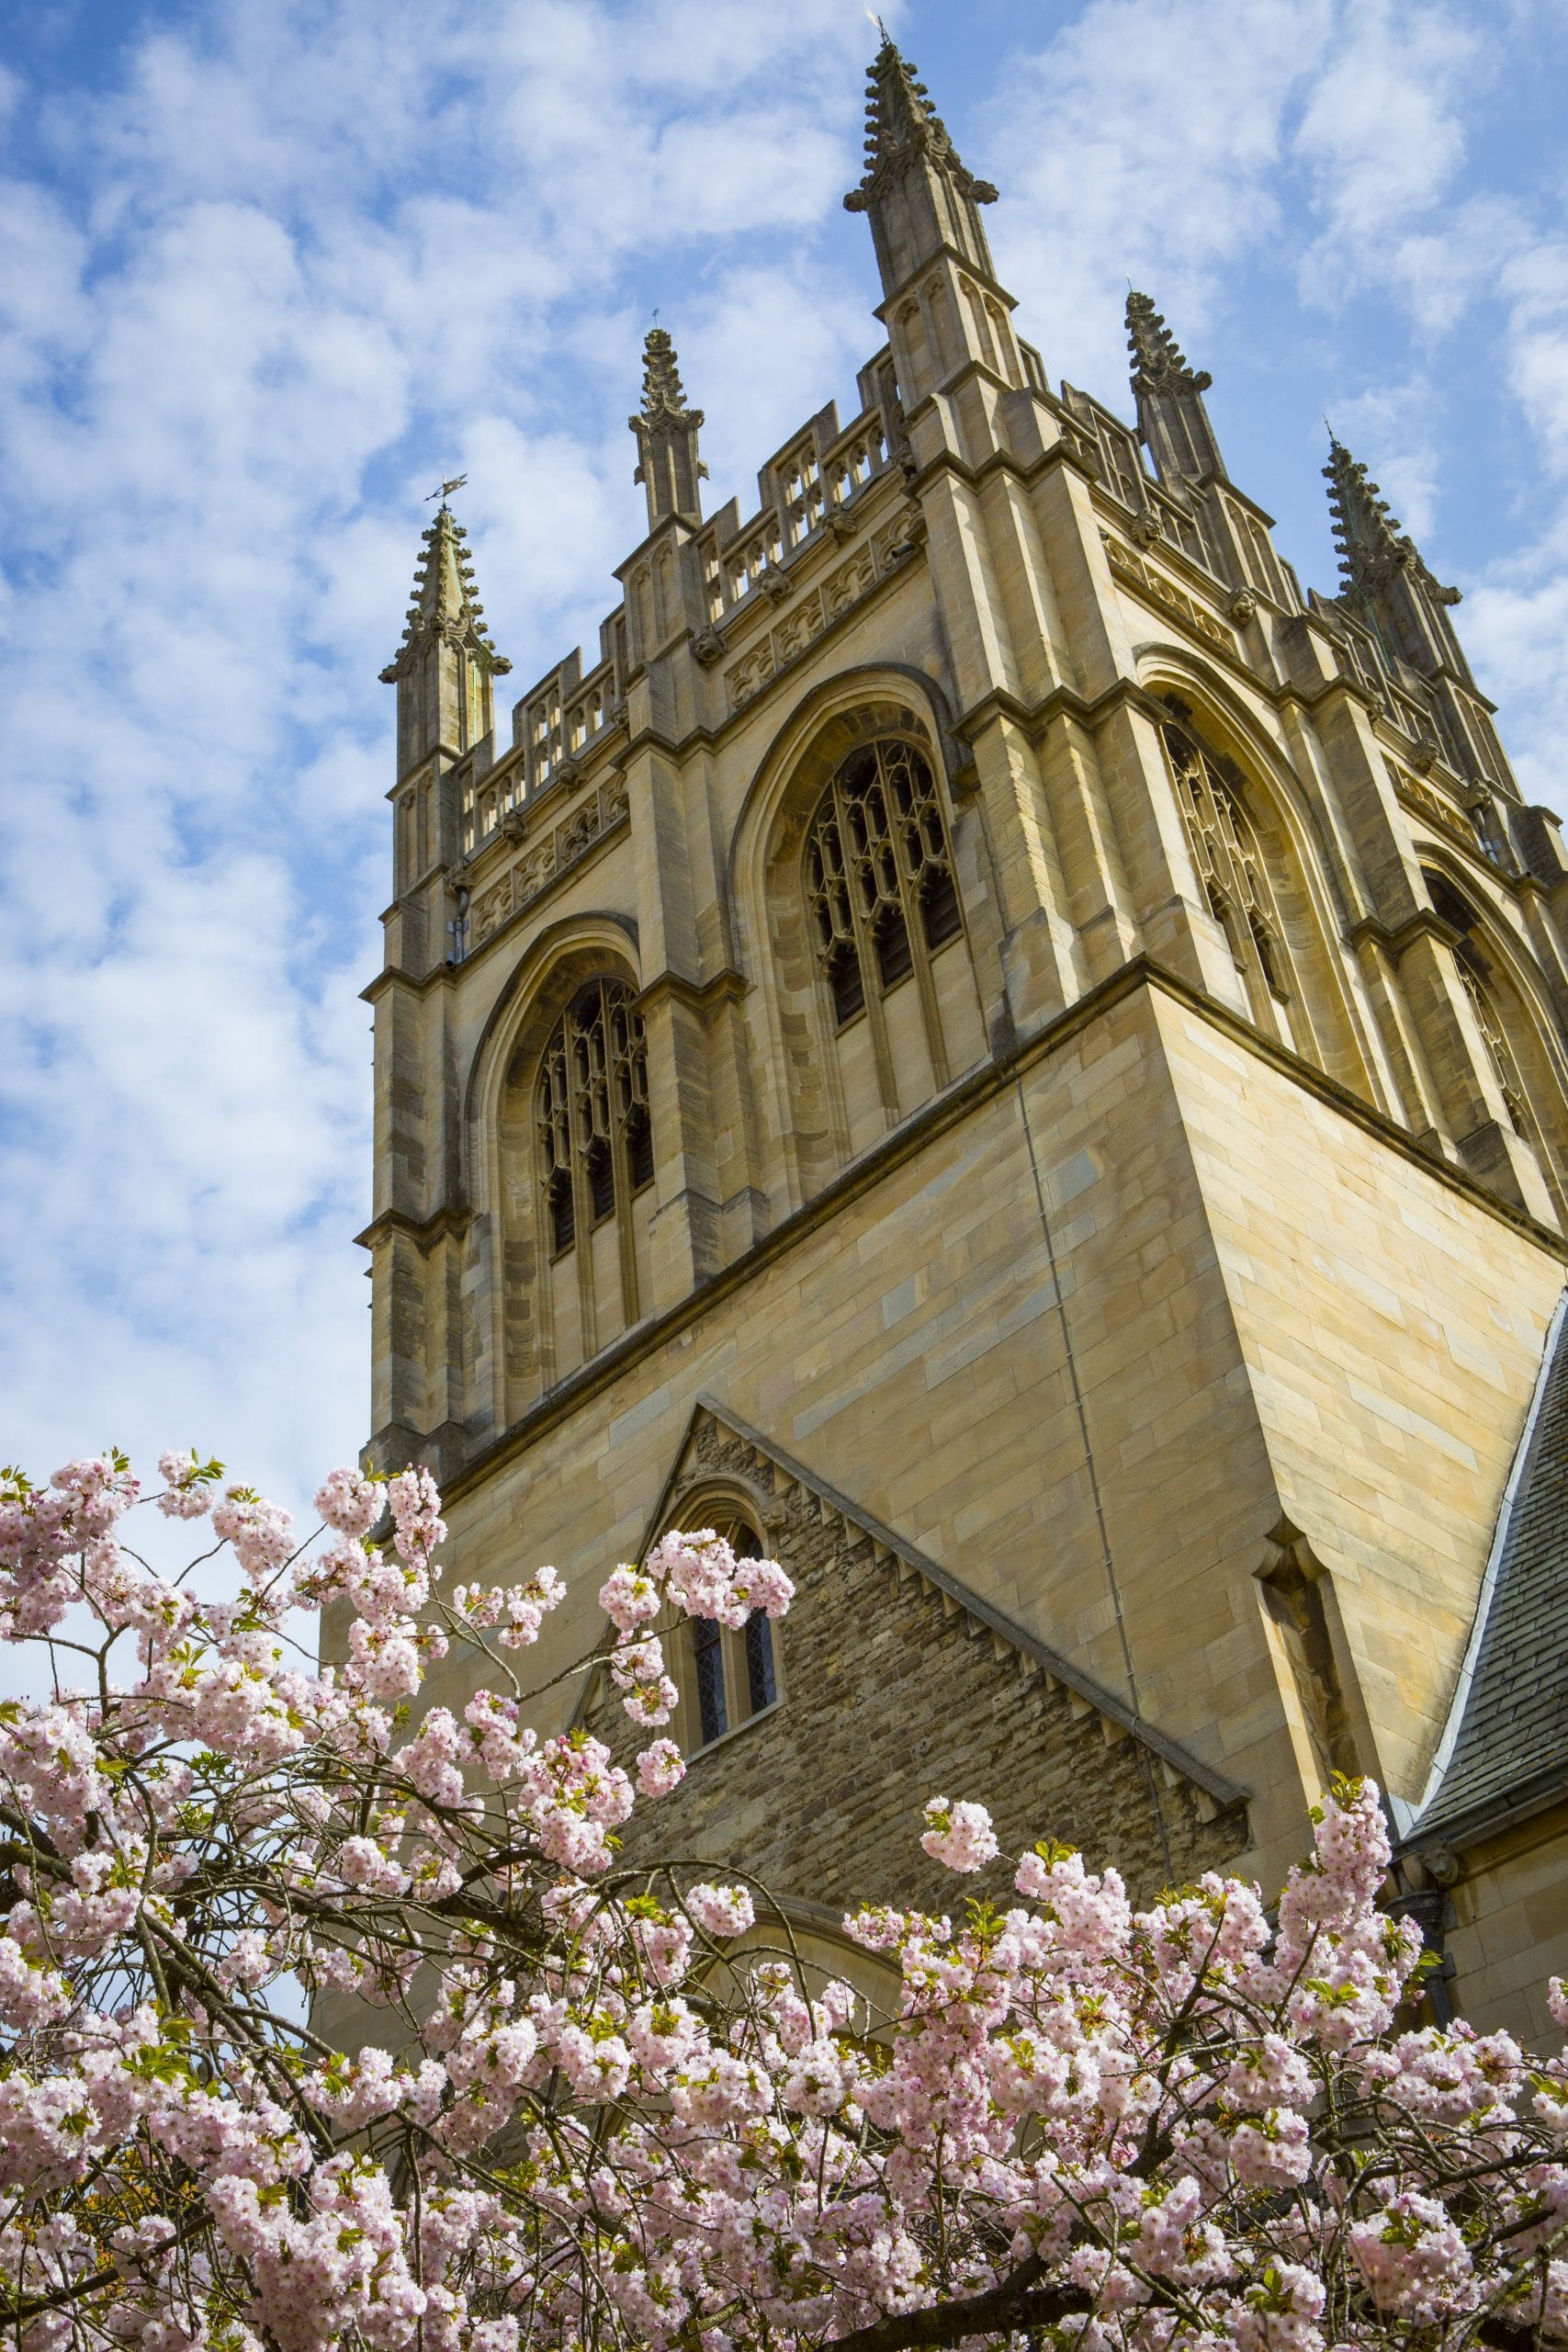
[3,1447,1567,2352]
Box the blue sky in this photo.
[2,0,1566,1508]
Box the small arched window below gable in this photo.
[803,735,986,1154]
[1160,711,1306,1057]
[535,977,655,1380]
[665,1512,782,1755]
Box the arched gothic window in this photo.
[1161,715,1303,1053]
[671,1512,781,1754]
[535,978,654,1376]
[803,736,984,1148]
[1423,871,1533,1139]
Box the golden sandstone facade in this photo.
[367,45,1568,2039]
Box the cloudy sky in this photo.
[2,0,1565,1510]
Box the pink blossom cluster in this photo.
[6,1447,1568,2352]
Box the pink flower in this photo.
[312,1464,383,1539]
[599,1564,661,1634]
[683,1883,755,1938]
[636,1739,685,1798]
[920,1795,998,1872]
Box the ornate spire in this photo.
[842,38,999,305]
[1323,433,1469,684]
[1124,288,1224,484]
[1126,290,1211,397]
[379,503,510,686]
[629,324,706,530]
[637,327,695,426]
[844,37,997,216]
[1323,436,1458,607]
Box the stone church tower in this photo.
[365,42,1568,2037]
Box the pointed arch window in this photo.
[535,978,654,1375]
[1161,715,1302,1052]
[803,736,984,1146]
[1422,870,1535,1141]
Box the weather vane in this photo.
[426,474,468,506]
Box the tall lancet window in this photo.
[804,735,984,1151]
[1422,870,1535,1142]
[1161,716,1303,1054]
[536,978,654,1377]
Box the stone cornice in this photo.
[430,958,1567,1503]
[1346,909,1462,958]
[635,967,748,1018]
[355,1203,472,1255]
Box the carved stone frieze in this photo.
[1100,530,1232,651]
[1390,761,1482,854]
[465,775,630,953]
[721,523,896,715]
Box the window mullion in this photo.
[897,843,951,1091]
[839,775,901,1125]
[610,1113,639,1323]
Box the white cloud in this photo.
[1,0,1565,1521]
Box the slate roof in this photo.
[1406,1292,1568,1849]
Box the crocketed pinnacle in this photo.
[379,504,510,684]
[638,326,700,428]
[629,324,707,525]
[1323,435,1460,606]
[844,36,997,212]
[1126,289,1212,395]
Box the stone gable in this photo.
[581,1406,1248,1912]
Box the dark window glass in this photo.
[805,737,964,1029]
[536,977,651,1265]
[626,1106,654,1193]
[828,943,866,1026]
[744,1611,777,1713]
[920,865,962,950]
[693,1617,727,1745]
[1424,869,1478,935]
[874,906,913,989]
[586,1141,615,1224]
[547,1171,575,1256]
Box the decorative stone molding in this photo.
[1228,589,1258,625]
[1390,761,1482,854]
[467,774,631,951]
[1100,530,1232,651]
[690,624,726,667]
[721,531,895,715]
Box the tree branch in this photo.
[823,2259,1089,2352]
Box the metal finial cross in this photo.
[426,473,468,506]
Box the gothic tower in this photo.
[362,41,1568,2037]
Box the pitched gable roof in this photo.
[1405,1292,1568,1849]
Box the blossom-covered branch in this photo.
[3,1447,1567,2352]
